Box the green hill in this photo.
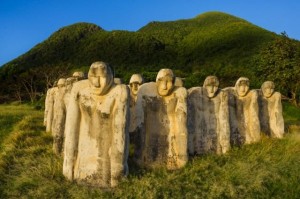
[0,11,288,102]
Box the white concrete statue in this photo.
[63,61,129,188]
[72,71,85,80]
[44,81,58,132]
[188,76,230,155]
[258,81,284,138]
[53,74,83,155]
[174,77,183,87]
[64,75,82,109]
[134,69,188,170]
[114,78,123,84]
[52,78,67,155]
[225,77,261,146]
[128,74,144,133]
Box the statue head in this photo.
[156,69,175,96]
[174,77,183,87]
[235,77,250,97]
[57,78,66,88]
[261,81,275,98]
[129,74,144,96]
[72,71,85,81]
[88,61,114,96]
[203,76,219,98]
[66,77,76,91]
[114,78,123,84]
[53,80,58,87]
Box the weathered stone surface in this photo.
[175,77,183,87]
[63,61,129,188]
[134,69,188,170]
[114,78,123,84]
[53,75,84,155]
[44,82,58,132]
[225,77,261,146]
[72,71,85,80]
[63,77,77,108]
[258,81,284,138]
[52,78,67,155]
[128,74,144,133]
[188,76,230,155]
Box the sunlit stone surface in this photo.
[128,74,144,133]
[52,78,67,155]
[188,76,230,155]
[258,81,284,138]
[174,77,183,87]
[44,81,58,132]
[63,61,129,188]
[134,69,188,170]
[225,77,261,146]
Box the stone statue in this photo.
[188,76,230,155]
[114,78,123,84]
[72,71,85,80]
[44,81,58,132]
[44,71,83,131]
[174,77,183,87]
[53,75,83,155]
[258,81,284,138]
[63,61,129,188]
[128,74,144,133]
[64,76,81,108]
[225,77,261,146]
[134,69,188,170]
[52,78,67,155]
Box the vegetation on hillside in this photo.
[256,32,300,105]
[0,103,300,198]
[0,11,286,103]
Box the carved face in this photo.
[261,81,275,98]
[129,74,143,96]
[203,76,219,98]
[156,69,175,96]
[130,82,141,96]
[88,62,113,96]
[157,77,174,96]
[235,77,250,97]
[205,85,218,98]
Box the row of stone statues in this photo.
[44,61,284,188]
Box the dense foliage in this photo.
[256,32,300,105]
[0,11,298,103]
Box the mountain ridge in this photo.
[0,11,293,101]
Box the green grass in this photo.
[0,104,42,150]
[0,103,299,198]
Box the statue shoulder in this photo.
[138,82,157,97]
[249,89,258,97]
[174,86,187,98]
[218,89,227,96]
[113,84,129,97]
[273,91,281,97]
[71,80,89,94]
[188,87,201,95]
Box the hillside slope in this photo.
[0,12,281,101]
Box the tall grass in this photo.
[0,103,299,198]
[0,104,41,150]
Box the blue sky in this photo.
[0,0,299,66]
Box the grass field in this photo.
[0,103,299,198]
